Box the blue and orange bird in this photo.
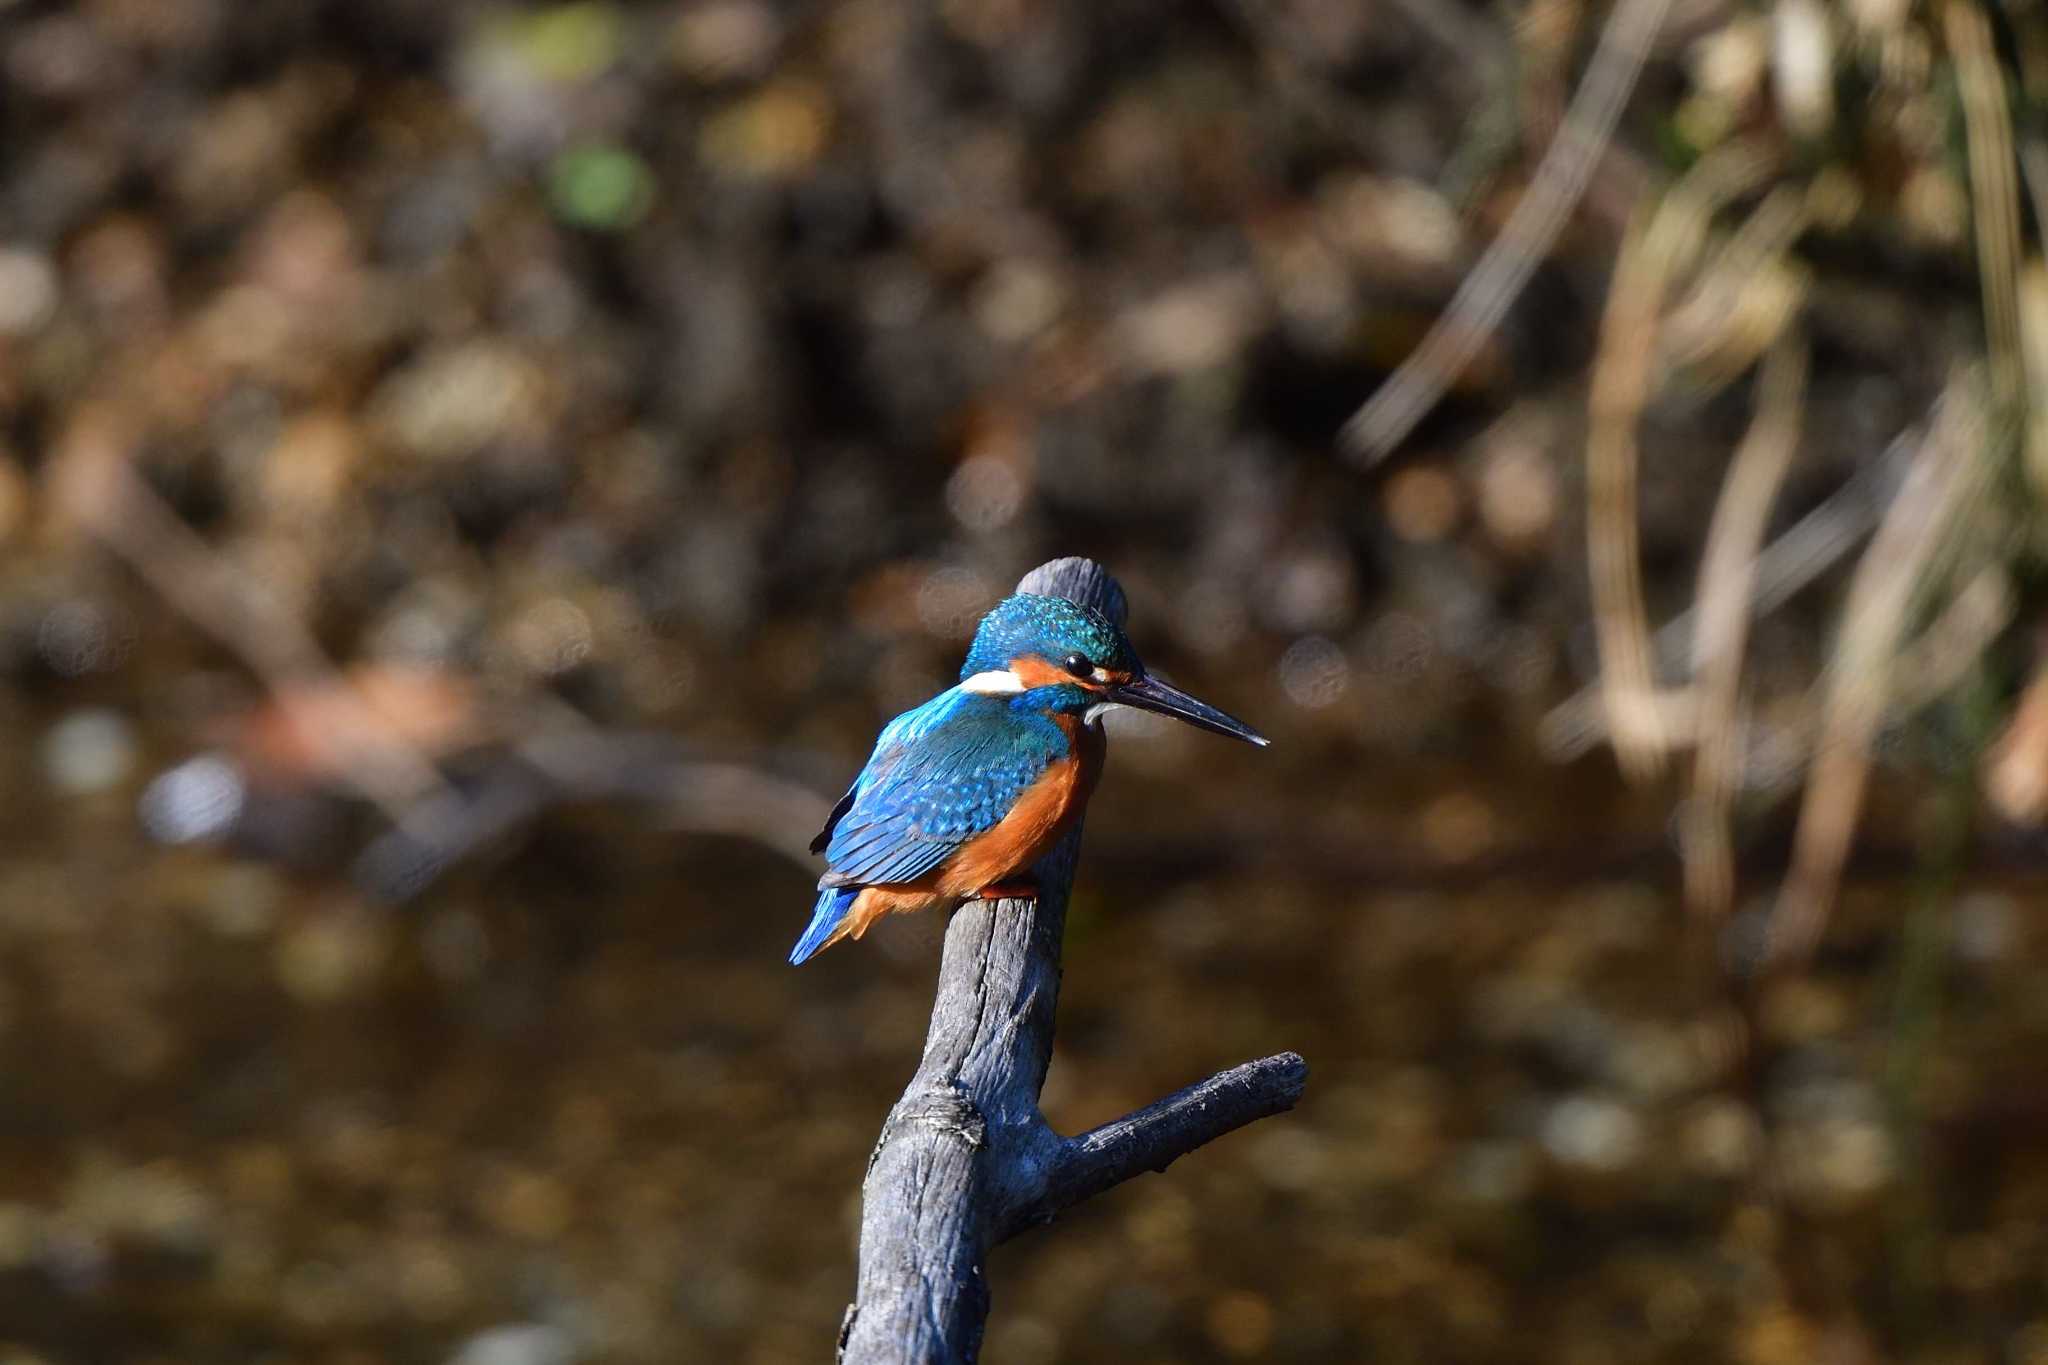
[790,592,1268,964]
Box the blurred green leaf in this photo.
[516,1,623,83]
[548,143,654,230]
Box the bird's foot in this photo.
[971,876,1040,901]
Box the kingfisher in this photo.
[790,592,1267,964]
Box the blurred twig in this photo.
[1343,0,1674,461]
[353,733,831,901]
[52,406,460,834]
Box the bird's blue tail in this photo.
[790,885,860,965]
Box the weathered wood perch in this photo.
[837,557,1309,1364]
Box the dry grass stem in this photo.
[1343,0,1675,461]
[1682,336,1808,919]
[1540,397,1922,762]
[1945,0,2025,406]
[2017,263,2048,495]
[1586,206,1678,781]
[1661,183,1811,380]
[1769,379,1990,964]
[1886,565,2014,711]
[1537,685,1699,758]
[1580,146,1778,782]
[1985,658,2048,826]
[2019,140,2048,258]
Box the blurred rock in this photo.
[40,709,138,796]
[1118,273,1263,376]
[699,80,832,181]
[449,1324,579,1365]
[1473,413,1559,553]
[371,341,551,462]
[1317,174,1463,279]
[670,1,782,83]
[1205,1289,1274,1358]
[0,246,59,336]
[1382,464,1462,545]
[273,903,391,1002]
[1540,1095,1644,1172]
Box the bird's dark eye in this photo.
[1062,652,1093,677]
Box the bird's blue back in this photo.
[813,684,1081,888]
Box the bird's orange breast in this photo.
[936,713,1104,897]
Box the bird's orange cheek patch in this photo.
[1009,656,1075,689]
[1009,656,1132,690]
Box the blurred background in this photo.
[4,0,2048,1360]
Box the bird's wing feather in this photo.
[821,688,1065,888]
[809,783,857,854]
[810,699,929,855]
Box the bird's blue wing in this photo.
[820,688,1064,888]
[809,784,857,855]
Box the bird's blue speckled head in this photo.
[960,594,1139,682]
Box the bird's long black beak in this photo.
[1111,674,1269,746]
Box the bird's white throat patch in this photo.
[1084,701,1121,725]
[960,669,1027,696]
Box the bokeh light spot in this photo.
[1277,635,1349,708]
[943,454,1025,532]
[915,567,992,638]
[139,754,247,844]
[1382,464,1462,543]
[37,601,121,677]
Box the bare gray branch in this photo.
[1004,1051,1309,1241]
